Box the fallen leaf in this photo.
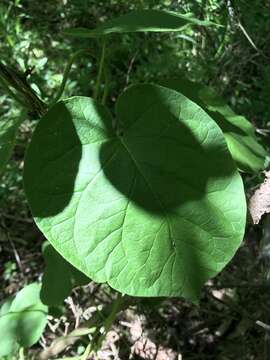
[249,171,270,224]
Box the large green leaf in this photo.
[161,77,266,172]
[0,283,48,357]
[41,242,89,306]
[63,10,214,38]
[0,117,21,175]
[24,85,246,302]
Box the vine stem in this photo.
[94,292,125,351]
[94,38,106,101]
[101,64,109,105]
[50,49,93,107]
[40,294,130,360]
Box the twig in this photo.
[0,221,23,272]
[237,21,259,52]
[226,0,268,58]
[66,296,82,329]
[210,292,270,333]
[206,281,270,290]
[8,235,23,272]
[94,38,106,101]
[0,212,33,224]
[256,128,270,137]
[256,321,270,332]
[126,50,139,86]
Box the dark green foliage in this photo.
[41,242,89,306]
[161,75,266,172]
[64,9,214,37]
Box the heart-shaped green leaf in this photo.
[41,242,90,306]
[0,283,48,357]
[63,10,214,38]
[24,85,246,302]
[161,76,266,173]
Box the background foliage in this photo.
[0,0,269,359]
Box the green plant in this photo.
[0,8,266,357]
[0,283,48,358]
[41,242,89,306]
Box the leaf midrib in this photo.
[120,136,176,250]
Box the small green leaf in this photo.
[24,85,246,302]
[161,76,266,172]
[0,117,21,175]
[63,10,214,38]
[41,242,89,306]
[0,283,48,357]
[0,298,13,316]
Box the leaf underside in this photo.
[63,9,213,38]
[24,84,246,302]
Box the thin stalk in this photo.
[101,63,109,105]
[39,296,131,360]
[94,39,106,101]
[51,49,93,107]
[95,293,125,351]
[238,21,259,52]
[211,292,270,333]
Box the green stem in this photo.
[101,63,109,105]
[95,293,125,351]
[50,49,93,107]
[94,39,106,101]
[39,296,132,360]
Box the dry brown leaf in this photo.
[249,171,270,224]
